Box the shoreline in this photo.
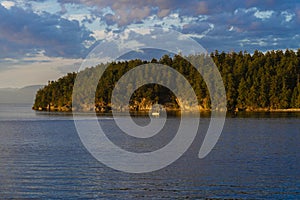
[267,108,300,112]
[234,108,300,113]
[33,107,300,113]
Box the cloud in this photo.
[55,0,218,26]
[2,0,300,58]
[254,10,274,20]
[184,4,300,53]
[24,0,299,23]
[0,4,95,59]
[0,0,299,88]
[0,1,15,9]
[0,53,82,88]
[281,11,295,22]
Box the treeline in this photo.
[33,49,300,112]
[213,49,300,111]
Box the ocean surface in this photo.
[0,103,299,199]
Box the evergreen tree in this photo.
[33,49,300,112]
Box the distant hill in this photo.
[0,85,43,104]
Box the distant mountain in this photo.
[0,85,43,104]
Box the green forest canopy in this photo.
[33,49,300,112]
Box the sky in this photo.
[0,0,299,88]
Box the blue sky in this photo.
[0,0,299,87]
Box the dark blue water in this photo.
[0,104,299,199]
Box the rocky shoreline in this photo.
[33,103,300,113]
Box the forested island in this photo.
[33,49,300,112]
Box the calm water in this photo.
[0,104,299,199]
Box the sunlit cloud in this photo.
[0,0,15,9]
